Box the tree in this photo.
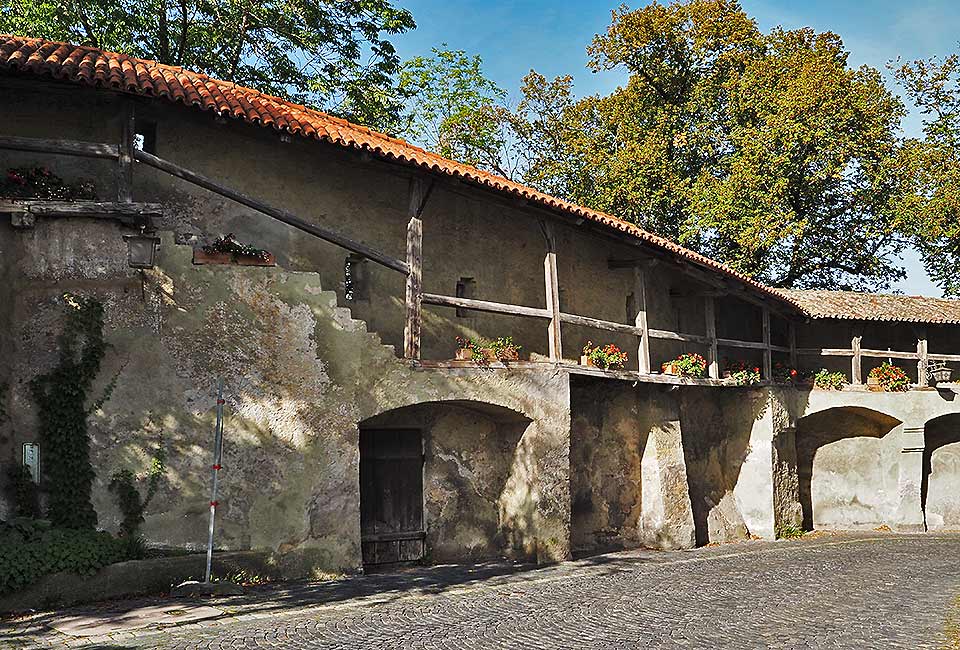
[0,0,416,131]
[399,46,514,175]
[514,0,909,291]
[893,55,960,296]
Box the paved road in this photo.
[4,533,960,649]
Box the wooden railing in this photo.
[0,109,794,381]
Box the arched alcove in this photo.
[922,413,960,530]
[795,406,902,530]
[357,400,534,567]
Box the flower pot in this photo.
[477,348,498,362]
[497,348,520,362]
[580,355,596,368]
[662,362,680,376]
[193,249,276,267]
[933,368,952,384]
[867,376,884,392]
[455,348,474,361]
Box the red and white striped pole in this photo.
[204,377,225,584]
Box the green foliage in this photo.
[0,519,133,594]
[510,0,909,291]
[108,435,166,539]
[0,0,415,131]
[868,362,911,392]
[772,362,799,384]
[202,234,271,262]
[724,360,761,385]
[582,341,629,370]
[28,295,113,530]
[400,46,511,174]
[663,352,708,378]
[776,522,805,539]
[5,463,40,519]
[892,54,960,297]
[454,336,521,362]
[2,166,95,200]
[813,368,846,390]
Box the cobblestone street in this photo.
[4,533,960,649]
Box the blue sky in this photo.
[392,0,960,296]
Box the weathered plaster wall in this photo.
[1,217,571,575]
[923,415,960,530]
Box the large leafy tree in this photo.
[513,0,909,291]
[398,46,513,175]
[894,55,960,296]
[0,0,416,130]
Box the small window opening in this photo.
[345,255,369,301]
[456,277,475,317]
[134,119,158,154]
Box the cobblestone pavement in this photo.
[4,532,960,649]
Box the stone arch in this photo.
[922,413,960,530]
[795,406,902,531]
[357,399,541,565]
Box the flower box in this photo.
[932,367,952,384]
[580,355,596,368]
[662,362,680,376]
[867,376,883,392]
[193,249,276,267]
[455,347,473,361]
[498,347,519,362]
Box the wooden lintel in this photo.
[422,293,551,320]
[0,135,120,160]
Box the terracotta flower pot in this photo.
[498,348,519,362]
[662,362,680,376]
[455,348,474,361]
[867,376,884,392]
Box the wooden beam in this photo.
[403,178,424,359]
[634,267,651,374]
[860,348,920,360]
[928,353,960,362]
[851,327,863,385]
[541,221,562,361]
[761,307,772,381]
[917,329,928,387]
[705,296,719,379]
[796,348,855,357]
[422,293,551,320]
[559,312,640,335]
[133,149,408,274]
[117,100,135,202]
[0,135,120,160]
[648,329,711,344]
[715,338,789,352]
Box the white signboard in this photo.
[22,443,40,484]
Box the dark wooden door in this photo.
[360,429,425,566]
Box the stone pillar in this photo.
[638,389,696,550]
[772,425,803,533]
[894,425,926,532]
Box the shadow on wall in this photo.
[795,406,901,531]
[357,400,536,564]
[679,388,771,546]
[922,413,960,531]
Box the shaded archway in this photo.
[358,400,534,566]
[922,413,960,530]
[796,406,902,531]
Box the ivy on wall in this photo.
[28,295,117,530]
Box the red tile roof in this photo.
[780,290,960,324]
[0,34,801,312]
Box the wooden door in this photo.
[360,428,425,566]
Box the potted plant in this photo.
[772,361,799,384]
[724,360,761,385]
[1,166,96,200]
[662,353,707,378]
[581,342,628,370]
[194,233,276,266]
[454,336,520,363]
[812,369,846,391]
[867,362,910,392]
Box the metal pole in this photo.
[204,377,225,584]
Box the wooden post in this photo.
[403,178,424,359]
[788,321,798,371]
[705,296,719,379]
[634,266,651,374]
[117,100,135,202]
[540,222,562,361]
[761,307,772,381]
[918,329,928,387]
[851,327,863,385]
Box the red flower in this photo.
[790,369,798,377]
[754,367,760,373]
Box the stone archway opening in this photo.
[922,413,960,531]
[357,400,533,568]
[795,406,902,531]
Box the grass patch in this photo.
[776,523,805,540]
